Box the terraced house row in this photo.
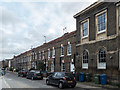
[9,1,120,84]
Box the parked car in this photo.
[26,70,43,80]
[18,69,28,77]
[47,72,54,77]
[46,72,76,89]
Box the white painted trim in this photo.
[96,9,107,35]
[82,63,88,69]
[81,19,89,40]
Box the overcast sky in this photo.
[0,0,98,61]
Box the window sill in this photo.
[97,67,106,69]
[60,55,64,57]
[82,67,88,69]
[82,35,88,39]
[67,54,71,56]
[52,57,55,58]
[97,29,106,35]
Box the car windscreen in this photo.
[65,73,74,78]
[35,71,40,73]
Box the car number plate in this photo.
[37,76,41,78]
[68,81,73,83]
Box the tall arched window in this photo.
[82,50,88,69]
[98,48,106,69]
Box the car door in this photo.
[50,72,57,85]
[27,71,30,78]
[54,72,62,85]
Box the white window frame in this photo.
[42,50,44,60]
[67,42,72,55]
[81,19,89,38]
[46,62,48,71]
[51,63,54,72]
[61,44,64,57]
[96,10,107,34]
[52,47,55,58]
[97,48,106,69]
[39,51,41,60]
[35,53,37,60]
[82,50,88,69]
[48,49,50,60]
[70,59,75,72]
[61,63,65,72]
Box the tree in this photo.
[37,61,45,71]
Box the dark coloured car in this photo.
[46,72,76,89]
[18,69,28,77]
[26,70,43,80]
[47,72,54,77]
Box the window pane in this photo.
[99,48,106,63]
[97,13,106,32]
[82,21,88,37]
[119,6,120,27]
[83,50,88,64]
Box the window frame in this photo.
[38,51,41,60]
[96,10,107,34]
[42,50,44,60]
[81,19,89,39]
[48,49,50,60]
[82,50,89,69]
[51,63,54,72]
[61,63,65,72]
[35,53,37,60]
[67,42,72,55]
[52,47,55,58]
[97,48,106,69]
[61,44,64,57]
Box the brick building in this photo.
[33,31,76,72]
[74,1,120,84]
[13,31,76,73]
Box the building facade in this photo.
[8,1,120,84]
[74,1,120,84]
[12,31,76,73]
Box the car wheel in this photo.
[71,85,75,88]
[46,80,49,85]
[41,77,43,80]
[58,82,63,89]
[31,77,34,80]
[26,76,28,79]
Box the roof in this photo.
[73,1,103,18]
[35,30,76,50]
[13,30,76,58]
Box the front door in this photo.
[70,62,75,72]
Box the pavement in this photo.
[3,71,120,89]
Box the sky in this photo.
[0,0,98,61]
